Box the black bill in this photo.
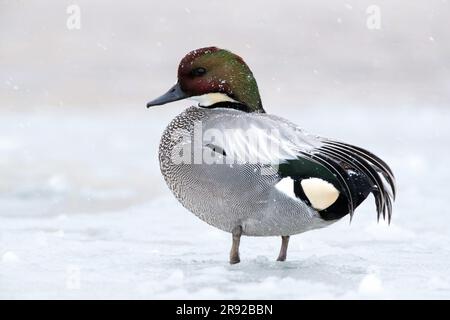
[146,83,188,108]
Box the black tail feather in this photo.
[325,141,396,200]
[320,140,396,223]
[319,145,386,221]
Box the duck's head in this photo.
[147,47,264,113]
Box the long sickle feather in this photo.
[323,140,396,200]
[319,145,389,222]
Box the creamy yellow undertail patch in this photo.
[301,178,340,210]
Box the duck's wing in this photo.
[202,109,396,222]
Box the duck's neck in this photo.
[206,101,264,113]
[217,50,264,112]
[228,67,264,113]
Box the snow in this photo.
[358,273,383,295]
[1,251,20,263]
[1,105,450,299]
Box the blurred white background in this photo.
[1,0,449,110]
[1,0,450,299]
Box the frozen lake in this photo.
[1,105,449,299]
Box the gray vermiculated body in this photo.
[158,106,332,236]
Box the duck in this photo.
[147,47,396,264]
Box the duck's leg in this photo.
[276,236,290,261]
[229,225,242,264]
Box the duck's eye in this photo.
[191,67,207,77]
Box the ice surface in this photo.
[1,106,449,299]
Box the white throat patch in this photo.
[190,93,238,107]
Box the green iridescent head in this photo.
[147,47,264,113]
